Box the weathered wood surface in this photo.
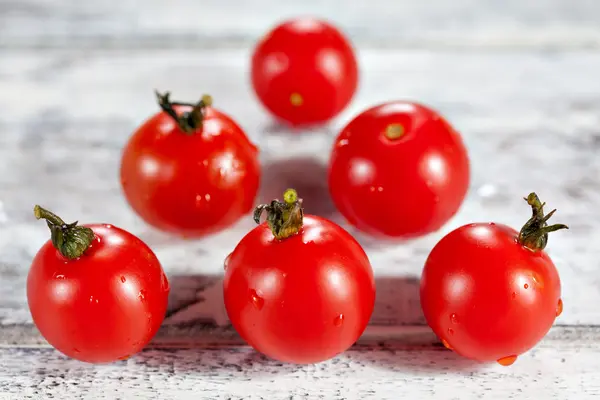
[1,0,600,398]
[1,0,600,49]
[1,327,599,399]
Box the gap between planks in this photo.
[1,324,598,349]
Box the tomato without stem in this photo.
[27,206,169,363]
[120,92,260,237]
[223,189,375,364]
[328,101,470,239]
[420,193,568,365]
[251,18,358,126]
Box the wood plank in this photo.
[0,326,598,399]
[1,0,600,49]
[1,48,599,329]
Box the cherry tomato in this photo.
[120,91,260,237]
[27,206,169,363]
[328,101,470,238]
[420,193,568,365]
[223,189,375,364]
[251,17,358,126]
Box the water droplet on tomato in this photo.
[441,339,453,350]
[369,186,375,192]
[450,313,459,324]
[54,274,65,280]
[497,355,518,366]
[249,289,264,310]
[556,298,563,317]
[511,292,517,299]
[138,290,146,302]
[120,276,126,283]
[524,283,529,289]
[223,253,232,271]
[377,186,384,192]
[337,139,349,148]
[333,314,344,326]
[447,328,454,336]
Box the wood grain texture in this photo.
[0,327,598,399]
[2,1,600,398]
[1,0,600,49]
[1,48,599,327]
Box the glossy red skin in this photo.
[121,106,260,237]
[27,224,170,363]
[328,101,470,238]
[420,223,562,362]
[251,17,358,126]
[223,215,375,364]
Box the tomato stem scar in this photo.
[33,205,95,259]
[155,90,213,135]
[290,92,303,107]
[253,189,304,240]
[518,193,568,251]
[384,123,405,140]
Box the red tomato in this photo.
[27,206,169,363]
[251,18,358,126]
[223,189,375,364]
[420,193,568,365]
[120,91,260,237]
[328,101,470,238]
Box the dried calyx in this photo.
[155,90,213,134]
[518,193,568,251]
[254,189,304,240]
[34,205,95,259]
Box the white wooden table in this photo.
[1,1,600,398]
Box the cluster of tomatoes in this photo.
[27,18,568,367]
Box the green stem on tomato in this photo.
[34,205,95,260]
[155,90,213,135]
[518,193,568,251]
[253,189,304,240]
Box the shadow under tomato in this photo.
[350,275,483,374]
[260,119,334,137]
[161,275,429,338]
[258,156,339,221]
[154,274,470,372]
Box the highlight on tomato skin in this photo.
[251,17,359,127]
[223,189,376,364]
[419,193,568,366]
[328,101,470,239]
[27,205,170,364]
[120,91,261,238]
